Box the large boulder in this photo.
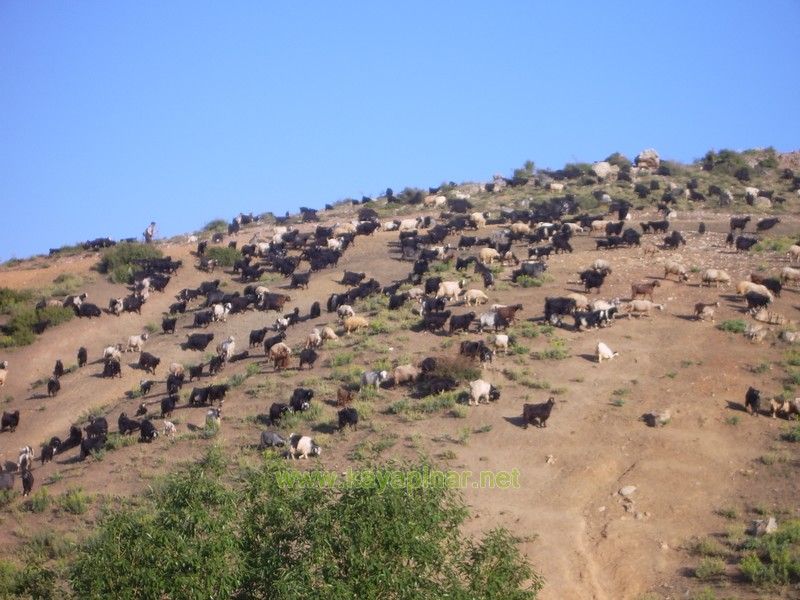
[745,186,760,202]
[720,189,734,205]
[491,174,507,192]
[635,149,661,170]
[591,161,618,180]
[454,183,482,196]
[548,182,565,192]
[754,196,772,209]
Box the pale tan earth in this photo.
[0,206,798,599]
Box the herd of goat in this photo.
[2,198,799,500]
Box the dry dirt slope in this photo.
[0,209,799,599]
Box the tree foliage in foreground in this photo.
[68,448,544,599]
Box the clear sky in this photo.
[1,2,798,261]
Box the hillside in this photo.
[1,147,800,599]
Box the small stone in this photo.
[750,517,778,536]
[598,506,606,512]
[619,485,637,497]
[546,454,556,464]
[660,542,669,550]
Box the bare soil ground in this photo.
[1,207,798,599]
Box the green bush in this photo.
[739,520,800,585]
[0,287,34,314]
[25,488,51,513]
[69,449,544,599]
[58,488,90,515]
[0,489,17,508]
[0,301,72,348]
[50,272,86,296]
[695,557,725,580]
[205,245,242,267]
[202,218,228,233]
[717,319,747,334]
[237,457,543,598]
[781,424,800,443]
[97,243,163,284]
[428,356,481,383]
[754,237,794,253]
[605,152,631,169]
[532,338,569,360]
[515,275,544,288]
[10,560,58,600]
[104,433,139,452]
[328,352,354,367]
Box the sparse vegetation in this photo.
[739,520,800,585]
[780,424,800,442]
[531,338,569,361]
[717,319,747,334]
[0,303,74,347]
[205,245,242,267]
[202,218,228,233]
[695,557,726,580]
[57,488,90,515]
[515,275,545,288]
[25,489,51,514]
[97,242,163,284]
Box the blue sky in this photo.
[1,2,798,261]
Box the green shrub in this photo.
[36,305,75,326]
[205,245,242,267]
[739,519,800,585]
[369,318,391,334]
[515,275,544,288]
[104,433,139,451]
[246,363,261,377]
[717,319,747,334]
[0,287,34,314]
[428,355,481,383]
[0,488,17,509]
[605,152,631,169]
[695,557,725,580]
[97,243,163,284]
[328,351,354,367]
[58,488,90,515]
[691,537,727,557]
[228,373,247,388]
[754,236,794,253]
[69,449,544,598]
[781,424,800,442]
[532,338,569,360]
[417,391,460,413]
[202,218,228,233]
[25,488,51,513]
[10,560,58,600]
[49,272,86,296]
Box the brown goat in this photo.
[336,386,354,407]
[630,280,660,301]
[495,304,523,323]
